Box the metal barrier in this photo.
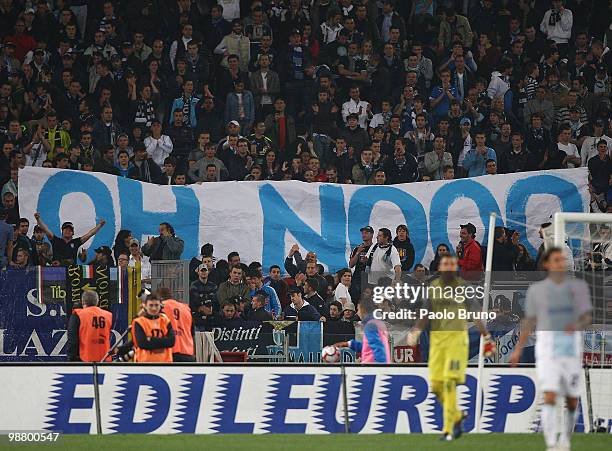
[150,260,190,300]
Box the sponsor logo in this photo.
[44,371,541,434]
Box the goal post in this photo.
[552,212,612,248]
[474,213,497,433]
[552,211,612,434]
[474,211,612,433]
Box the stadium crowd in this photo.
[0,0,611,320]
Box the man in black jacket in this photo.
[246,293,273,321]
[282,286,321,321]
[129,144,163,183]
[393,224,415,272]
[189,263,219,313]
[303,278,326,316]
[491,226,519,272]
[226,137,250,180]
[167,109,195,171]
[192,298,217,330]
[94,145,121,176]
[383,137,419,183]
[341,113,370,158]
[498,132,531,173]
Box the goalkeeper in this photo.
[407,254,495,441]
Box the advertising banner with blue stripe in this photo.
[19,167,588,270]
[0,364,592,434]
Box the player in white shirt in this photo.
[511,247,592,451]
[365,228,402,285]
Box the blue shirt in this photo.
[462,147,497,177]
[249,285,281,318]
[429,85,457,118]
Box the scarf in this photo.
[182,95,193,127]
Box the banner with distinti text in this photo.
[19,167,589,271]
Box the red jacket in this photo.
[458,239,484,279]
[5,34,36,62]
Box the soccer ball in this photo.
[321,345,340,363]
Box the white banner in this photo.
[0,364,596,434]
[18,167,589,270]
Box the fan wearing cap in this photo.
[189,262,219,314]
[34,212,106,265]
[193,297,216,330]
[348,225,374,300]
[87,245,115,266]
[126,238,151,287]
[456,223,484,280]
[282,286,321,321]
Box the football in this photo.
[321,345,340,363]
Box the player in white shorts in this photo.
[511,247,592,451]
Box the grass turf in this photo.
[2,434,611,451]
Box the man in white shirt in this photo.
[144,120,173,167]
[342,86,371,129]
[127,239,151,289]
[457,117,472,171]
[219,0,240,21]
[540,0,573,54]
[556,124,580,168]
[369,99,393,132]
[366,228,402,285]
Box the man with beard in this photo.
[407,255,495,441]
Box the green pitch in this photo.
[2,434,612,451]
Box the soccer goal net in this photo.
[475,212,612,433]
[552,212,612,433]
